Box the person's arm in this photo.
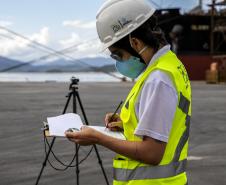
[65,127,166,165]
[99,133,166,165]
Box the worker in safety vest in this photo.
[66,0,192,184]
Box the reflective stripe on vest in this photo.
[114,159,187,181]
[113,92,191,181]
[178,92,190,114]
[173,115,190,162]
[174,93,191,162]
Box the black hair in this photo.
[112,16,167,54]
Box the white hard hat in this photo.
[96,0,156,51]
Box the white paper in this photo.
[89,126,126,140]
[46,113,126,140]
[47,113,83,137]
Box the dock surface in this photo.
[0,81,225,185]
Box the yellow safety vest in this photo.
[113,50,192,185]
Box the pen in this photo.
[106,101,123,128]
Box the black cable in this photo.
[0,26,121,80]
[0,40,89,72]
[44,136,77,168]
[0,31,94,57]
[45,136,93,168]
[0,37,89,70]
[149,0,161,8]
[77,145,94,165]
[43,134,94,171]
[0,25,75,59]
[0,26,66,59]
[43,136,75,171]
[0,33,14,40]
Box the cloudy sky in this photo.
[0,0,212,62]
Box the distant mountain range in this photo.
[0,56,116,73]
[0,56,23,71]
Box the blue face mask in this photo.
[115,56,146,79]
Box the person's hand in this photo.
[105,113,123,131]
[65,126,101,146]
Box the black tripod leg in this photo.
[93,145,110,185]
[75,92,89,125]
[72,91,80,185]
[76,144,80,185]
[76,92,110,185]
[35,137,56,185]
[35,93,72,185]
[63,92,73,114]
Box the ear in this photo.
[130,38,143,53]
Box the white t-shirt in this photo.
[134,45,178,143]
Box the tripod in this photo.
[35,77,109,185]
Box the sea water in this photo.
[0,72,123,82]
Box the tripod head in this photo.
[71,77,79,84]
[69,77,79,90]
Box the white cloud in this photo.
[0,20,13,27]
[0,27,50,61]
[76,39,102,56]
[30,27,49,45]
[0,18,103,62]
[73,39,103,59]
[59,32,103,59]
[59,19,104,58]
[59,33,81,47]
[59,17,103,58]
[63,20,96,29]
[0,20,13,37]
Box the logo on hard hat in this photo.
[111,17,132,33]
